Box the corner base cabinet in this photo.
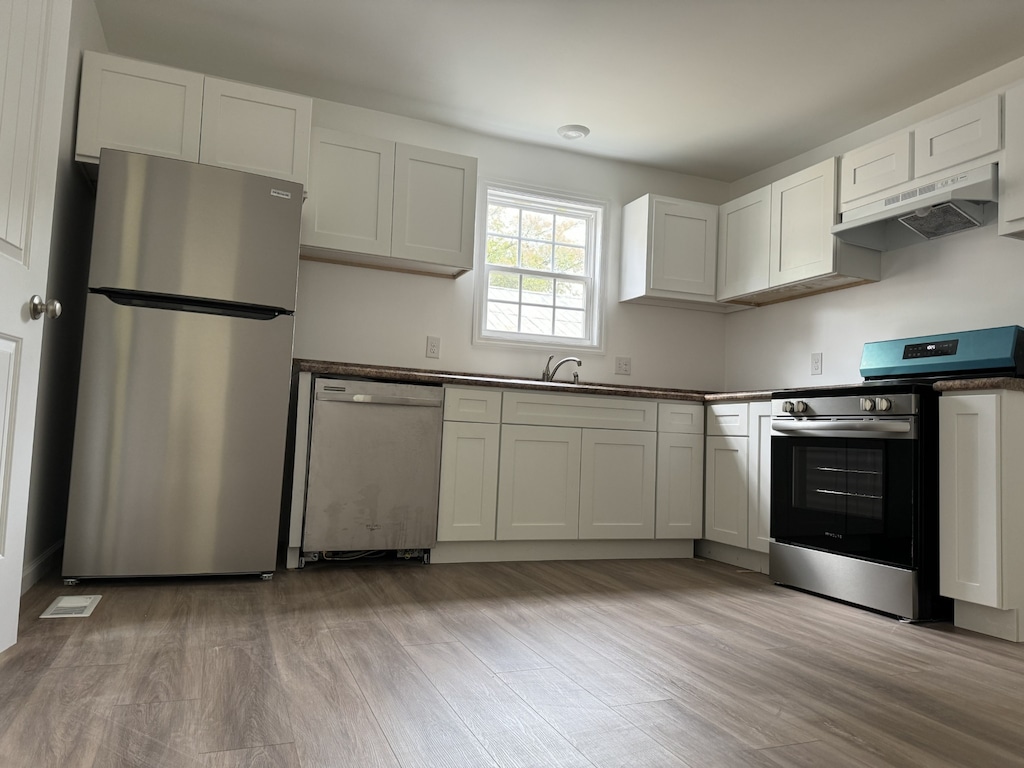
[939,390,1024,641]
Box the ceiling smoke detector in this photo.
[557,124,590,140]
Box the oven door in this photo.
[771,432,917,568]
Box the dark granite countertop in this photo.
[294,359,708,402]
[933,377,1024,393]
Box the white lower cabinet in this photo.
[579,430,657,539]
[437,421,500,541]
[939,390,1024,640]
[440,387,699,546]
[656,402,705,539]
[497,425,582,540]
[747,401,773,553]
[703,401,773,553]
[437,387,502,542]
[704,435,750,548]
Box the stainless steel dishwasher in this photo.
[301,378,443,559]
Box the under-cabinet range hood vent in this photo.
[832,164,997,251]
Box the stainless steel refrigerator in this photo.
[63,150,303,580]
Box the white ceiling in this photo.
[93,0,1024,182]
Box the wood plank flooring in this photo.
[3,557,1024,767]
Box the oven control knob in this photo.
[860,397,875,411]
[794,400,808,413]
[876,397,892,412]
[782,400,795,413]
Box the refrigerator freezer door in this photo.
[89,149,302,311]
[63,294,295,577]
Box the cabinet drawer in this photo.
[444,387,502,423]
[840,132,912,206]
[657,402,704,434]
[914,95,1000,178]
[706,402,750,436]
[502,391,657,431]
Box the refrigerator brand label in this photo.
[270,189,292,199]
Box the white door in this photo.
[0,0,67,653]
[704,435,750,548]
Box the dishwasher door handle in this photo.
[315,392,442,407]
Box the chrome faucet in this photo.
[542,355,582,383]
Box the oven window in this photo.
[772,437,917,568]
[793,446,884,522]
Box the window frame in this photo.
[473,180,606,351]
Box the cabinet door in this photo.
[392,143,477,270]
[579,430,656,540]
[199,77,312,185]
[716,186,770,301]
[769,158,837,287]
[496,425,581,540]
[939,394,1002,607]
[915,95,1000,179]
[704,435,749,548]
[1000,81,1024,238]
[650,197,718,296]
[839,132,912,207]
[656,433,704,539]
[747,402,773,553]
[75,51,203,164]
[301,128,395,257]
[437,421,500,541]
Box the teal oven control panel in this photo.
[860,326,1024,379]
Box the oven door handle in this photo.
[772,420,912,435]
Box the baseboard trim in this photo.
[430,539,694,564]
[694,539,770,574]
[22,540,63,594]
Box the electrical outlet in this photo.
[614,356,631,376]
[811,352,823,376]
[426,335,441,359]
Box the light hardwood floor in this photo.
[3,556,1024,767]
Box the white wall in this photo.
[24,0,107,589]
[723,226,1024,390]
[723,55,1024,392]
[295,101,731,391]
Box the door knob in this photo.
[29,295,62,320]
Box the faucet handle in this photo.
[542,355,555,381]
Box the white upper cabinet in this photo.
[716,185,771,301]
[300,133,478,277]
[76,52,311,185]
[76,51,203,164]
[914,95,1000,179]
[768,158,880,294]
[1000,81,1024,239]
[769,158,839,287]
[839,132,912,206]
[302,128,395,257]
[199,77,311,185]
[839,94,1001,212]
[620,194,729,310]
[716,158,879,306]
[392,143,477,270]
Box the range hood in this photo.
[831,164,997,251]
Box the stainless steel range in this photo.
[769,325,1024,621]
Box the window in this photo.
[476,184,603,348]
